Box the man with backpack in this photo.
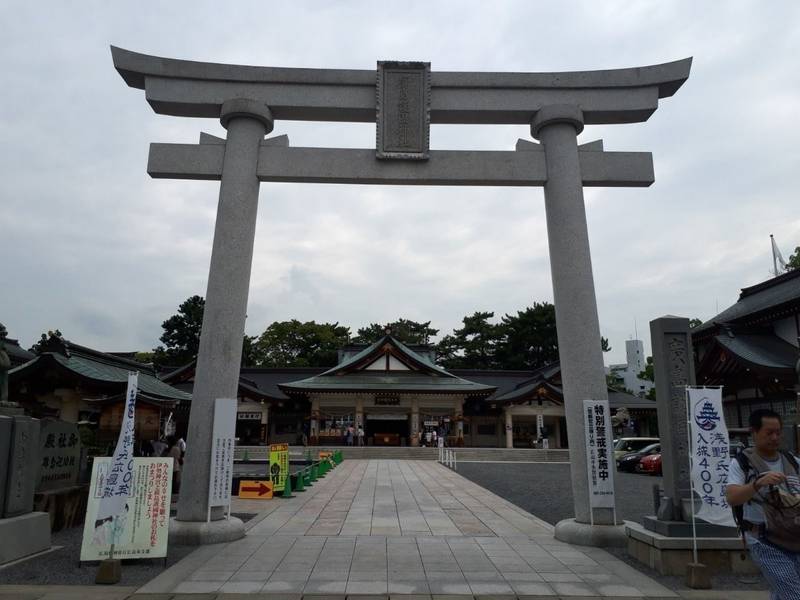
[727,409,800,599]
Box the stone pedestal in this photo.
[686,562,711,589]
[626,522,757,576]
[554,518,628,547]
[0,512,51,565]
[169,515,245,545]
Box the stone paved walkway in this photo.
[135,459,690,597]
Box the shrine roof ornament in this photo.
[111,46,691,125]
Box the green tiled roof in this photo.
[10,338,190,403]
[715,333,797,371]
[281,335,495,396]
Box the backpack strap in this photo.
[779,450,799,475]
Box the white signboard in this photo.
[687,387,735,526]
[80,457,172,561]
[209,398,236,512]
[96,372,138,523]
[583,399,616,510]
[536,413,544,438]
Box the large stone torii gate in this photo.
[111,47,691,546]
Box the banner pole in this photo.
[685,386,699,564]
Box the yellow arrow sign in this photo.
[238,480,273,499]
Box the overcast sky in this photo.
[2,1,799,365]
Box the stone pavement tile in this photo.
[389,569,427,579]
[0,595,44,600]
[303,579,348,594]
[463,570,505,582]
[502,572,545,582]
[579,573,626,585]
[349,570,389,581]
[508,581,557,596]
[172,581,223,593]
[170,595,219,600]
[219,580,266,593]
[345,580,389,594]
[123,595,174,600]
[188,569,236,581]
[568,563,608,574]
[427,579,472,595]
[261,579,307,593]
[539,572,583,583]
[388,595,432,600]
[310,569,350,580]
[388,579,431,594]
[550,581,599,597]
[468,580,516,595]
[229,570,271,582]
[594,583,646,597]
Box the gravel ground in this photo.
[0,512,254,586]
[457,461,768,593]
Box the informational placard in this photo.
[269,443,289,493]
[37,419,81,492]
[80,457,172,561]
[209,398,236,512]
[536,414,544,438]
[687,387,735,526]
[583,400,615,510]
[238,479,273,499]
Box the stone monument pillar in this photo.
[504,410,514,449]
[532,105,623,546]
[649,316,695,521]
[173,99,273,544]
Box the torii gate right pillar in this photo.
[533,105,622,545]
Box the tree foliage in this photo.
[436,311,501,369]
[153,295,205,366]
[786,246,800,271]
[351,319,438,346]
[251,320,350,367]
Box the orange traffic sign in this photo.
[238,480,273,499]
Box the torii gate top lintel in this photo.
[111,46,691,125]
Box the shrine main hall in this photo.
[164,334,655,449]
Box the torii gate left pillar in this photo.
[110,47,690,546]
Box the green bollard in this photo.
[304,467,313,487]
[310,463,318,482]
[318,460,327,477]
[295,470,305,492]
[282,472,294,498]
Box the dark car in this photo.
[616,442,661,473]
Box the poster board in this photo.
[583,400,616,512]
[208,398,236,516]
[269,443,289,493]
[80,457,172,561]
[238,479,273,499]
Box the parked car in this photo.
[616,443,661,472]
[637,452,662,475]
[613,437,660,461]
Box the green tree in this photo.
[252,320,350,367]
[351,319,438,346]
[495,303,559,370]
[152,296,253,367]
[437,311,501,369]
[786,247,800,271]
[153,295,205,366]
[689,318,703,328]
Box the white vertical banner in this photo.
[536,413,544,438]
[583,400,616,511]
[208,398,236,516]
[687,387,735,526]
[96,372,138,526]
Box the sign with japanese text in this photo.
[80,456,172,561]
[583,400,616,509]
[96,372,138,523]
[269,443,289,493]
[209,398,236,509]
[36,419,81,492]
[687,387,735,526]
